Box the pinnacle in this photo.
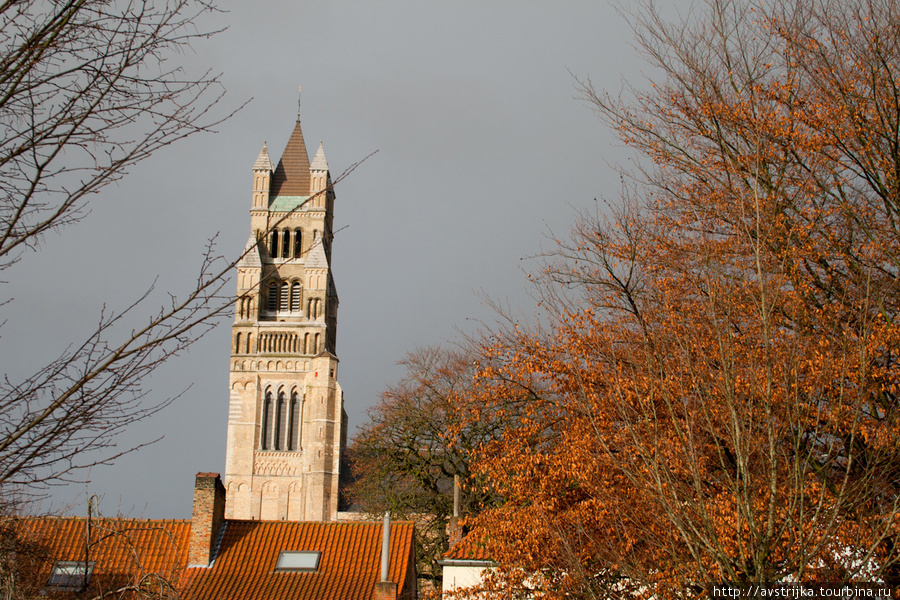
[311,142,328,171]
[253,142,273,171]
[236,236,262,268]
[306,235,329,269]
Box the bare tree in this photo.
[0,0,236,267]
[0,0,240,491]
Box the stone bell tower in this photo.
[224,94,347,521]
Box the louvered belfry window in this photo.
[267,283,278,312]
[290,282,301,311]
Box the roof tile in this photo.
[7,517,191,598]
[444,533,493,561]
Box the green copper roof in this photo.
[268,195,309,212]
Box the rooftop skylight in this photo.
[47,561,93,588]
[274,551,321,573]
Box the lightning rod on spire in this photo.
[297,85,302,121]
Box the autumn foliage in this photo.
[453,0,900,597]
[347,347,503,589]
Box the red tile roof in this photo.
[7,517,191,597]
[6,517,416,600]
[444,534,492,562]
[270,119,311,198]
[182,520,415,600]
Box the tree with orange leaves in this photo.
[458,0,900,597]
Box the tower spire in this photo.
[226,99,345,522]
[270,116,311,197]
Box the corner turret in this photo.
[252,142,273,209]
[310,142,329,194]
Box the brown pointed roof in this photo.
[270,120,311,197]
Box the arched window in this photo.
[235,333,242,354]
[267,282,278,312]
[288,391,299,451]
[294,229,302,258]
[270,230,279,257]
[291,282,301,312]
[304,333,310,355]
[261,390,273,450]
[314,333,321,354]
[282,229,291,259]
[279,282,289,312]
[274,390,286,450]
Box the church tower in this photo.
[225,97,347,521]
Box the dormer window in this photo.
[274,551,320,572]
[47,561,93,588]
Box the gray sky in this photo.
[6,0,671,518]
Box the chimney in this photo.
[448,474,463,547]
[189,472,226,567]
[373,512,398,600]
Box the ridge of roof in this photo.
[270,120,311,198]
[12,515,190,524]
